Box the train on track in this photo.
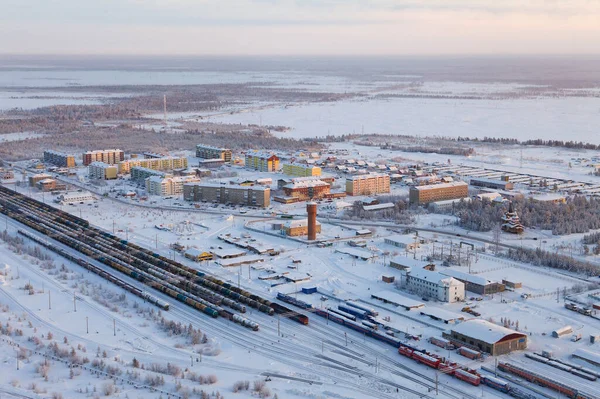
[0,186,277,330]
[498,362,596,399]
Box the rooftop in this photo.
[284,219,322,229]
[411,181,468,191]
[450,319,526,344]
[439,269,495,286]
[408,268,461,287]
[347,172,389,181]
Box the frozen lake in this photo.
[201,96,600,144]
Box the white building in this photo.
[405,268,465,303]
[384,234,420,250]
[58,192,95,204]
[146,175,201,197]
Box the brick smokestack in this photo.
[307,202,317,240]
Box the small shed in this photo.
[552,325,573,338]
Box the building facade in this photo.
[470,177,514,191]
[118,157,188,174]
[282,180,331,201]
[409,181,469,205]
[405,268,465,303]
[88,162,118,180]
[244,151,279,172]
[282,219,322,237]
[145,175,200,197]
[345,173,390,196]
[29,173,53,187]
[443,319,527,356]
[43,150,76,168]
[195,144,232,162]
[130,167,171,183]
[282,163,321,177]
[183,183,270,207]
[82,149,125,166]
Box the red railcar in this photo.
[412,351,441,369]
[454,369,481,386]
[398,346,414,358]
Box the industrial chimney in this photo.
[307,202,317,240]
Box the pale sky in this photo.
[3,0,600,55]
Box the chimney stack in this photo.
[307,202,317,240]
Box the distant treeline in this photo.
[456,136,600,150]
[502,247,598,276]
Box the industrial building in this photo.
[82,149,124,166]
[384,234,420,251]
[183,248,214,262]
[443,319,528,355]
[131,166,171,183]
[405,268,465,303]
[198,159,226,169]
[439,269,505,295]
[470,177,514,191]
[117,157,188,174]
[183,183,270,207]
[29,173,53,187]
[145,175,200,197]
[43,150,76,168]
[281,218,321,237]
[282,179,331,201]
[409,181,469,205]
[282,163,321,177]
[244,151,280,172]
[58,192,95,204]
[36,178,66,192]
[88,162,118,180]
[195,144,232,162]
[345,173,390,196]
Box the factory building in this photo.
[88,162,118,180]
[282,163,321,177]
[146,175,200,197]
[443,319,528,356]
[36,178,66,192]
[409,181,468,205]
[439,269,505,295]
[198,159,226,169]
[244,151,280,172]
[117,157,188,174]
[470,177,514,191]
[277,176,335,189]
[405,268,465,303]
[282,218,322,237]
[82,149,124,166]
[345,173,390,196]
[196,144,232,162]
[183,183,270,207]
[131,167,171,183]
[43,150,76,168]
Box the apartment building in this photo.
[196,144,232,162]
[405,268,465,303]
[82,149,124,166]
[282,179,330,201]
[118,157,188,174]
[88,162,118,180]
[130,166,171,183]
[145,175,200,197]
[409,181,468,205]
[282,163,321,177]
[43,150,76,168]
[345,173,390,196]
[244,151,279,172]
[183,183,270,207]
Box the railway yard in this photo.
[1,177,600,399]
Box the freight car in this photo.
[270,302,309,325]
[497,362,595,399]
[276,293,313,309]
[328,307,357,322]
[454,369,481,386]
[458,346,482,360]
[337,304,369,319]
[344,301,378,317]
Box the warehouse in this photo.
[183,248,214,262]
[439,269,505,295]
[443,319,528,355]
[470,177,514,191]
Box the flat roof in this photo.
[420,307,465,322]
[385,234,417,245]
[439,269,495,286]
[450,319,526,345]
[211,248,246,258]
[335,247,375,260]
[573,348,600,366]
[408,268,460,287]
[217,255,264,267]
[371,290,425,309]
[411,181,468,191]
[363,203,395,211]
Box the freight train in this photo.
[498,362,596,399]
[17,229,170,310]
[0,186,270,329]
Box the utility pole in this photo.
[155,234,158,249]
[435,372,439,395]
[113,319,116,336]
[277,315,280,337]
[48,291,51,310]
[73,293,77,312]
[86,316,89,334]
[345,332,347,346]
